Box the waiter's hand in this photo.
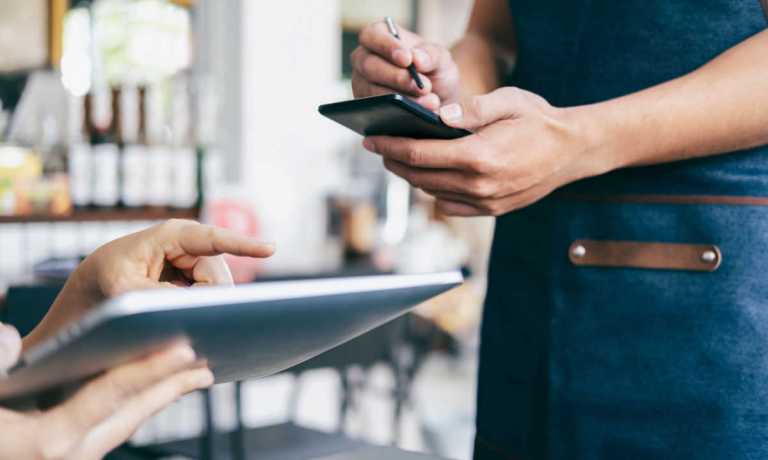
[0,334,213,460]
[351,20,461,111]
[23,219,275,350]
[363,87,607,216]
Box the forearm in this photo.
[22,258,98,351]
[575,29,768,175]
[451,32,505,97]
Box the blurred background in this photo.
[0,1,493,459]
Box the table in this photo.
[111,423,447,460]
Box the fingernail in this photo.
[0,325,19,350]
[440,103,463,122]
[0,326,20,368]
[413,49,431,67]
[170,345,196,364]
[362,138,375,151]
[392,49,411,66]
[413,77,429,93]
[195,369,215,387]
[425,93,441,110]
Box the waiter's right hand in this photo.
[351,20,461,111]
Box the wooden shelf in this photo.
[169,0,194,8]
[0,207,199,224]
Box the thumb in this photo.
[188,255,234,287]
[439,87,525,130]
[0,324,21,372]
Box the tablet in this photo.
[0,271,463,403]
[318,94,471,140]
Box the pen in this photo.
[384,16,425,90]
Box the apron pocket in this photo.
[568,239,721,272]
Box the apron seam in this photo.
[555,192,768,206]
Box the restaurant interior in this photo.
[0,1,491,459]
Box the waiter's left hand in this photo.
[363,87,607,216]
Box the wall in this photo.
[236,0,485,275]
[419,0,474,45]
[239,0,355,273]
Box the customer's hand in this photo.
[0,329,212,460]
[363,87,610,216]
[351,20,461,110]
[24,219,274,350]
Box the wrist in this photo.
[561,103,628,180]
[23,255,101,351]
[69,253,104,306]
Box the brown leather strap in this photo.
[762,0,768,21]
[569,240,722,272]
[558,192,768,206]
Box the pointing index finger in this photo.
[176,224,275,259]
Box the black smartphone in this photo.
[318,93,471,140]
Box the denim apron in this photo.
[475,1,768,459]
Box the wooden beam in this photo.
[170,0,194,8]
[49,0,67,69]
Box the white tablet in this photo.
[0,271,463,403]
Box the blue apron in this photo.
[475,1,768,459]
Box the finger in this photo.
[351,75,399,98]
[187,255,234,286]
[363,136,476,170]
[351,75,440,111]
[435,199,484,217]
[79,367,213,459]
[170,223,275,259]
[439,87,526,130]
[109,276,179,297]
[411,43,450,74]
[382,159,476,195]
[46,343,197,437]
[498,183,558,213]
[427,190,503,216]
[358,21,421,67]
[352,48,431,96]
[414,93,441,112]
[432,183,555,216]
[0,324,21,372]
[423,188,478,206]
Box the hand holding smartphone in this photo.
[319,93,471,140]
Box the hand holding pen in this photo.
[350,17,461,111]
[385,17,425,90]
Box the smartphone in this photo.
[318,93,471,140]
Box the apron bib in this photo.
[476,1,768,459]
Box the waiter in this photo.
[351,0,768,458]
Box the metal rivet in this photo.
[571,245,587,258]
[701,250,717,264]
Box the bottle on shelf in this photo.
[38,114,72,216]
[38,115,66,176]
[89,85,120,208]
[145,83,173,208]
[68,94,92,208]
[192,74,223,210]
[170,75,197,209]
[120,84,148,208]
